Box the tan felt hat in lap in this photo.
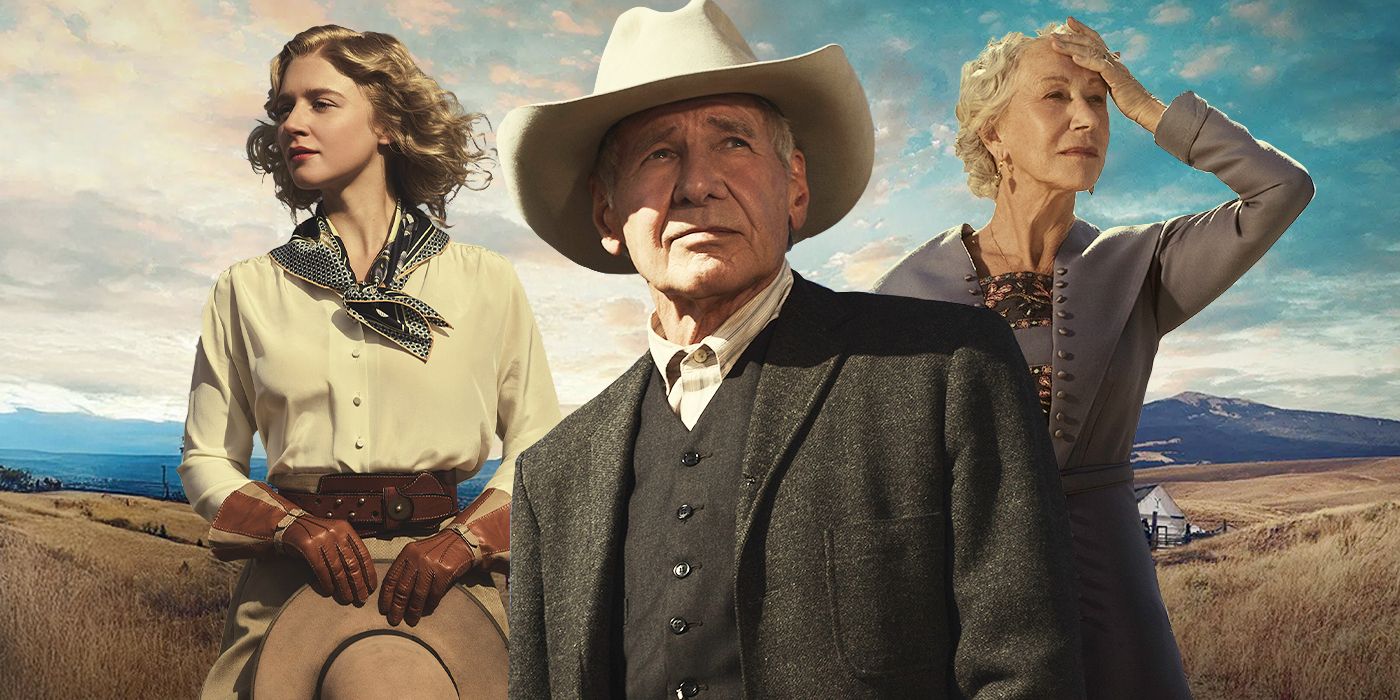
[497,0,875,274]
[250,558,507,699]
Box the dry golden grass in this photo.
[4,456,1398,699]
[1138,456,1400,529]
[1158,500,1400,700]
[0,491,237,699]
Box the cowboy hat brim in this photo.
[498,44,874,274]
[250,558,508,699]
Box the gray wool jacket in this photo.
[509,275,1085,699]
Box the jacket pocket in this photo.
[824,513,947,677]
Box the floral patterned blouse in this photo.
[978,271,1054,416]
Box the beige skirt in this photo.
[200,523,509,700]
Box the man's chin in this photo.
[653,261,778,303]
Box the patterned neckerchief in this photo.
[269,201,453,361]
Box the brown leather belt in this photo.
[277,472,460,536]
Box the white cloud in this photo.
[752,41,777,60]
[1106,27,1149,62]
[1176,44,1234,79]
[1247,64,1276,84]
[1059,0,1112,13]
[929,122,958,155]
[1229,1,1299,38]
[1148,2,1192,24]
[1297,101,1400,146]
[1077,183,1221,226]
[886,37,914,53]
[979,11,1002,25]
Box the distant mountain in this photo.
[6,394,1399,467]
[0,408,185,455]
[0,409,271,458]
[1132,392,1400,466]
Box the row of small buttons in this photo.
[1051,266,1074,443]
[673,450,702,695]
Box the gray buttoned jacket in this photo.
[509,275,1085,699]
[874,91,1315,699]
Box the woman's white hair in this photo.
[955,23,1068,199]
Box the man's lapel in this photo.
[734,274,849,556]
[574,355,651,682]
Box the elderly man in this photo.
[497,2,1084,698]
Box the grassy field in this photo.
[1143,456,1400,699]
[1,457,1396,698]
[0,491,237,699]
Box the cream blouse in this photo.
[178,242,561,521]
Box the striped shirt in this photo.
[646,261,793,429]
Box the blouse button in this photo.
[351,347,362,359]
[1054,429,1064,438]
[1055,412,1065,421]
[1056,370,1069,379]
[352,395,362,407]
[1056,295,1067,303]
[1055,390,1066,398]
[355,437,365,449]
[968,289,980,295]
[1057,350,1069,359]
[964,274,976,281]
[1056,267,1068,275]
[1055,280,1067,288]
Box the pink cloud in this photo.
[551,10,601,36]
[387,0,462,35]
[488,64,585,99]
[248,0,327,36]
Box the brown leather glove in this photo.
[207,481,377,605]
[378,487,510,626]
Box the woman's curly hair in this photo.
[246,25,494,223]
[955,23,1066,199]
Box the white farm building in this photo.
[1134,483,1191,547]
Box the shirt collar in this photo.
[646,260,793,391]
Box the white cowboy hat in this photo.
[497,0,875,274]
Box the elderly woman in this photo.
[875,17,1313,700]
[178,25,559,698]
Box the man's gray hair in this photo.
[592,94,796,206]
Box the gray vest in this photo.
[620,326,773,699]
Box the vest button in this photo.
[669,616,689,634]
[677,679,700,697]
[676,504,695,520]
[680,451,701,466]
[673,562,692,578]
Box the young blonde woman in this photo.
[178,26,559,698]
[876,17,1313,700]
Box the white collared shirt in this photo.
[646,261,793,429]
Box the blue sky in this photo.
[0,0,1396,424]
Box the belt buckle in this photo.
[383,486,414,529]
